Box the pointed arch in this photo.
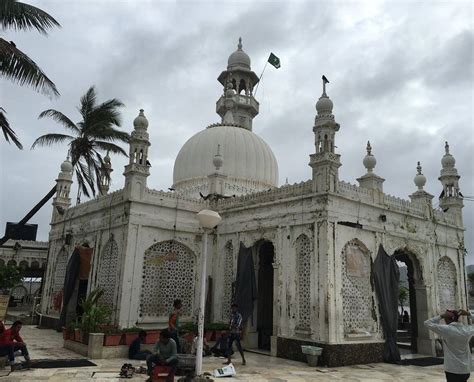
[437,256,458,311]
[97,235,120,310]
[341,239,375,334]
[295,234,312,330]
[140,240,196,319]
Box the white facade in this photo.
[40,40,467,366]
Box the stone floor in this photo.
[0,326,449,381]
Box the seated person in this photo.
[191,335,210,357]
[129,330,152,360]
[0,321,30,370]
[146,329,178,382]
[211,332,230,357]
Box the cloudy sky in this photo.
[1,1,473,261]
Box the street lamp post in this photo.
[195,209,222,377]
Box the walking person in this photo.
[168,299,182,353]
[225,303,246,365]
[425,309,474,382]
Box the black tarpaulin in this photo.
[373,244,401,363]
[233,242,257,323]
[58,247,80,329]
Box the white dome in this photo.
[227,38,251,70]
[60,158,73,173]
[173,125,278,195]
[316,95,333,114]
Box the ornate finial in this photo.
[416,161,422,175]
[414,161,426,190]
[366,141,372,155]
[213,144,223,171]
[445,141,450,154]
[285,177,289,185]
[238,37,242,50]
[217,144,221,156]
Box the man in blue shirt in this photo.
[225,303,246,365]
[128,330,151,360]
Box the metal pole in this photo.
[195,231,208,376]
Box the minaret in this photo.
[357,141,385,192]
[410,161,434,215]
[438,142,463,222]
[309,77,341,193]
[124,109,151,199]
[208,145,227,197]
[99,151,113,195]
[216,38,260,130]
[52,155,73,219]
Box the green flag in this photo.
[268,53,281,69]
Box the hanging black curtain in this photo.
[233,242,257,323]
[58,247,80,329]
[373,244,401,363]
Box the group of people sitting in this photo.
[0,320,30,372]
[128,300,246,382]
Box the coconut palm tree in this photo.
[0,0,60,148]
[32,86,130,199]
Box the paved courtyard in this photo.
[0,326,449,381]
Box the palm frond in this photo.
[88,127,130,144]
[0,38,59,96]
[76,159,95,198]
[86,98,124,129]
[0,107,22,148]
[0,0,60,34]
[31,133,72,149]
[94,141,128,156]
[38,109,79,134]
[79,86,97,120]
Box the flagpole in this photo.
[254,61,268,97]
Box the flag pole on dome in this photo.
[254,52,281,96]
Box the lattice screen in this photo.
[222,241,234,320]
[50,248,68,311]
[341,240,374,334]
[97,237,119,309]
[437,256,457,311]
[140,240,195,318]
[296,234,311,330]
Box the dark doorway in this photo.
[395,251,418,353]
[257,241,274,350]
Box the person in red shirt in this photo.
[0,321,30,369]
[0,320,15,371]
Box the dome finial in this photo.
[414,161,426,190]
[213,144,223,171]
[322,75,329,96]
[238,37,242,50]
[445,141,450,155]
[363,141,376,173]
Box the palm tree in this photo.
[32,86,130,199]
[0,0,60,148]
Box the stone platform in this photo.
[0,325,452,381]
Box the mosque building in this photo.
[40,39,466,366]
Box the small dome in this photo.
[213,153,223,170]
[441,141,456,168]
[316,95,333,114]
[363,154,376,171]
[227,38,251,70]
[133,109,149,129]
[414,162,426,189]
[60,158,73,173]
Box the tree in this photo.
[0,263,22,292]
[0,0,60,148]
[468,272,474,296]
[399,286,409,315]
[32,86,130,199]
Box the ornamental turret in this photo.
[357,141,385,192]
[124,109,151,199]
[309,76,341,193]
[208,145,227,197]
[438,142,463,222]
[216,38,260,130]
[410,161,434,215]
[99,151,113,195]
[52,155,73,219]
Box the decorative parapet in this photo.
[65,189,125,217]
[383,192,425,216]
[145,188,207,206]
[218,180,313,209]
[1,239,48,248]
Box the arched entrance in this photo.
[257,241,274,350]
[394,250,430,355]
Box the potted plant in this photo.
[103,326,122,346]
[79,289,111,345]
[0,263,22,296]
[122,327,142,345]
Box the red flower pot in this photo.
[144,330,160,344]
[103,333,122,346]
[123,332,139,345]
